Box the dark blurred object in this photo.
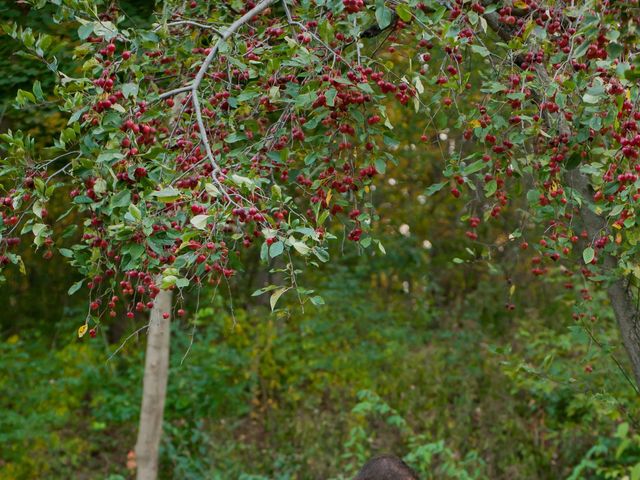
[354,455,419,480]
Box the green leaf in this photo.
[310,295,325,306]
[484,179,497,197]
[470,44,491,57]
[463,160,486,176]
[161,275,178,289]
[582,93,600,104]
[225,132,246,143]
[16,89,35,106]
[153,186,181,202]
[313,247,329,262]
[68,280,84,295]
[92,21,118,41]
[583,247,595,264]
[291,239,310,256]
[375,4,393,30]
[121,83,139,99]
[205,183,221,197]
[97,151,125,164]
[573,40,590,58]
[78,22,94,40]
[269,241,284,258]
[425,182,445,196]
[230,174,255,190]
[128,203,142,221]
[435,110,448,129]
[395,4,412,22]
[325,88,337,107]
[190,214,210,230]
[607,42,623,58]
[609,204,624,217]
[32,80,44,101]
[270,287,288,311]
[383,135,399,148]
[236,91,261,102]
[109,190,131,209]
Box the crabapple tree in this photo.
[3,0,640,476]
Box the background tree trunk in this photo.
[567,169,640,389]
[135,286,173,480]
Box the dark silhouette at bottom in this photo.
[354,455,419,480]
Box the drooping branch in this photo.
[156,0,276,207]
[478,7,640,389]
[190,0,276,173]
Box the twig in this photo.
[158,85,192,100]
[154,20,223,35]
[106,324,150,362]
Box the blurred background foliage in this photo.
[1,1,639,479]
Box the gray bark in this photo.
[135,287,173,480]
[567,169,640,387]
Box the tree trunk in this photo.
[567,169,640,387]
[135,286,173,480]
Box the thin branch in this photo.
[106,324,150,362]
[154,20,223,35]
[158,85,192,100]
[188,0,276,205]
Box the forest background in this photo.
[1,1,639,479]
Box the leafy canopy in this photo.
[1,0,640,338]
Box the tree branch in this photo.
[480,8,640,389]
[191,0,276,178]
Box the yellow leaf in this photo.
[513,0,529,8]
[326,189,332,204]
[78,324,88,338]
[613,222,622,230]
[365,186,370,193]
[509,284,516,297]
[616,232,623,244]
[469,119,481,128]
